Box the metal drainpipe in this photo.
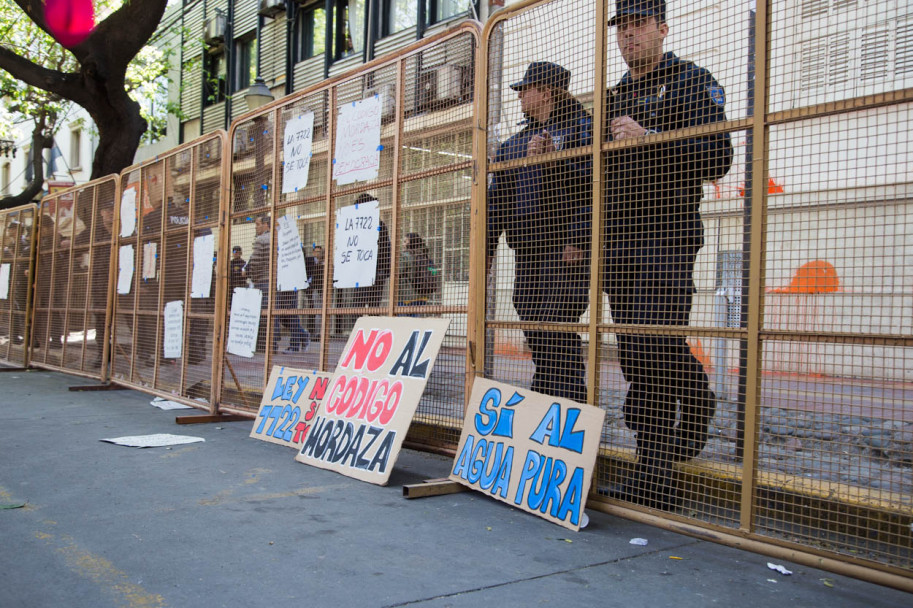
[416,0,427,41]
[199,0,208,126]
[285,2,296,95]
[224,0,235,130]
[323,0,333,79]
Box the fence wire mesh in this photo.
[110,133,227,410]
[30,178,116,379]
[0,205,36,368]
[481,0,912,578]
[221,25,479,447]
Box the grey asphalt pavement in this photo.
[1,369,909,608]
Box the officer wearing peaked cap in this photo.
[488,61,593,403]
[602,0,733,509]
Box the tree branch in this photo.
[0,46,88,106]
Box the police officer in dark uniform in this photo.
[488,61,593,402]
[603,0,733,508]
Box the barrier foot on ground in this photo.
[403,478,467,499]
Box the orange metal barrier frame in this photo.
[0,204,38,369]
[109,132,229,412]
[30,177,118,381]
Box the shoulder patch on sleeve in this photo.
[707,85,725,107]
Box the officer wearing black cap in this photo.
[603,0,733,508]
[488,61,593,402]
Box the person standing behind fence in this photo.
[487,61,593,403]
[228,245,246,306]
[602,0,733,509]
[399,232,433,308]
[304,245,324,339]
[244,215,271,352]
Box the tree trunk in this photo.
[88,90,147,179]
[0,121,53,210]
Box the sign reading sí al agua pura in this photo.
[450,378,605,531]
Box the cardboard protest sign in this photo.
[295,316,451,485]
[449,378,606,531]
[282,112,315,194]
[333,94,383,185]
[333,199,379,288]
[250,366,334,449]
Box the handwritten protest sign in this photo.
[119,186,136,238]
[0,263,9,300]
[295,316,451,485]
[191,233,214,299]
[163,300,183,359]
[333,198,379,288]
[117,245,134,295]
[226,287,262,358]
[282,112,315,194]
[449,378,606,531]
[333,94,383,185]
[275,215,308,292]
[250,366,334,449]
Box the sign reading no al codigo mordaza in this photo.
[450,378,606,531]
[250,367,335,450]
[295,316,451,485]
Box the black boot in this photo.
[599,442,679,511]
[671,389,716,462]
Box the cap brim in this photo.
[509,80,528,91]
[608,10,653,27]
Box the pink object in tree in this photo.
[45,0,95,48]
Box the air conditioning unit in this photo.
[364,83,396,122]
[258,0,286,18]
[203,12,227,47]
[416,65,469,113]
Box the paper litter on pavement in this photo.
[767,562,793,575]
[100,434,205,448]
[150,397,193,410]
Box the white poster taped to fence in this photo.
[282,111,315,194]
[142,242,157,280]
[333,94,383,185]
[0,263,9,300]
[276,215,308,292]
[333,199,379,289]
[295,316,451,485]
[226,287,262,358]
[117,245,134,295]
[163,300,183,359]
[191,233,215,299]
[119,186,137,238]
[449,378,605,531]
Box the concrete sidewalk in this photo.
[0,369,909,608]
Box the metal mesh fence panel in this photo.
[0,205,37,368]
[110,132,227,410]
[479,0,913,582]
[30,177,117,379]
[221,24,480,445]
